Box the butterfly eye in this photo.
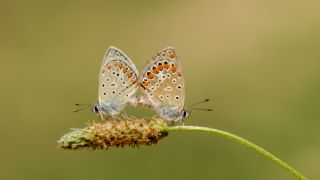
[183,111,187,118]
[94,105,99,113]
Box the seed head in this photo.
[58,118,169,150]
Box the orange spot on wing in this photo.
[123,67,128,73]
[107,64,112,69]
[177,72,182,77]
[131,80,136,85]
[127,72,133,78]
[140,81,150,89]
[164,63,169,69]
[119,64,123,69]
[152,67,159,74]
[171,64,177,73]
[158,65,163,70]
[147,73,155,79]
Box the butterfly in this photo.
[137,47,191,123]
[91,46,139,120]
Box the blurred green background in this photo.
[1,0,319,179]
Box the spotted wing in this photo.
[139,47,185,119]
[98,46,139,116]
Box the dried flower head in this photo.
[58,118,169,150]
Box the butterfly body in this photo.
[95,46,138,119]
[139,47,189,122]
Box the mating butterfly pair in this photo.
[92,46,191,123]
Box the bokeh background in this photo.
[1,0,319,179]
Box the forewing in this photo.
[139,47,185,112]
[99,46,139,112]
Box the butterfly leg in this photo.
[99,111,113,121]
[121,111,130,120]
[178,119,184,126]
[151,114,159,119]
[98,112,104,121]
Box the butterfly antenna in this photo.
[190,107,213,111]
[188,98,210,107]
[74,103,91,106]
[73,103,91,113]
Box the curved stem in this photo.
[166,126,308,180]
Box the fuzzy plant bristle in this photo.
[58,118,169,150]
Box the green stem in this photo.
[166,126,308,180]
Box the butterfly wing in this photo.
[98,46,139,117]
[139,47,185,121]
